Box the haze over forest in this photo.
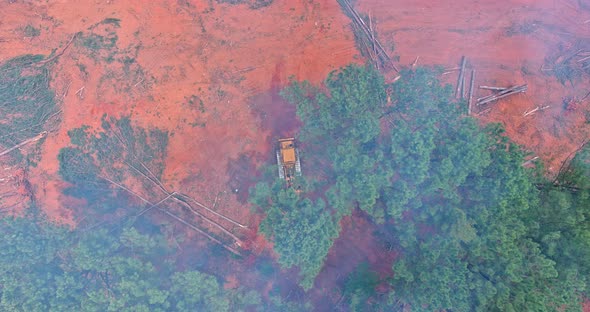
[1,0,589,311]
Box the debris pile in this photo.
[337,0,398,72]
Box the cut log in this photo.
[477,85,527,106]
[134,192,175,218]
[172,195,244,246]
[456,56,467,98]
[157,208,241,256]
[468,70,476,115]
[177,193,248,228]
[479,86,507,91]
[337,0,399,72]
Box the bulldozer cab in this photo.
[276,138,302,188]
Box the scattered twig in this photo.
[212,194,220,209]
[411,56,420,68]
[75,86,85,99]
[60,81,72,102]
[540,65,554,72]
[523,105,550,116]
[133,78,144,88]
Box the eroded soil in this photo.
[1,0,590,307]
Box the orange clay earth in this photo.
[0,0,358,225]
[0,0,589,300]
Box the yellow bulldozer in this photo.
[276,138,302,188]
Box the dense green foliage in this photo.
[383,70,588,311]
[251,66,391,289]
[342,262,381,312]
[0,210,264,311]
[252,180,339,290]
[0,114,305,311]
[254,64,590,310]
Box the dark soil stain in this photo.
[226,152,259,203]
[249,61,301,139]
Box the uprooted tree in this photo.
[58,115,245,255]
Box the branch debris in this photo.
[337,0,399,72]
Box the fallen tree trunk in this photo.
[109,125,246,231]
[172,195,244,246]
[456,56,467,98]
[178,193,248,228]
[157,208,241,256]
[468,70,476,115]
[479,86,507,91]
[36,33,78,66]
[477,84,527,106]
[553,139,590,185]
[99,175,242,254]
[0,131,48,157]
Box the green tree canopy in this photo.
[0,211,263,312]
[261,65,590,310]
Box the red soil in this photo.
[0,0,357,225]
[310,212,397,307]
[1,0,589,305]
[359,0,590,174]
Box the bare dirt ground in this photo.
[0,0,357,225]
[1,0,590,307]
[359,0,590,174]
